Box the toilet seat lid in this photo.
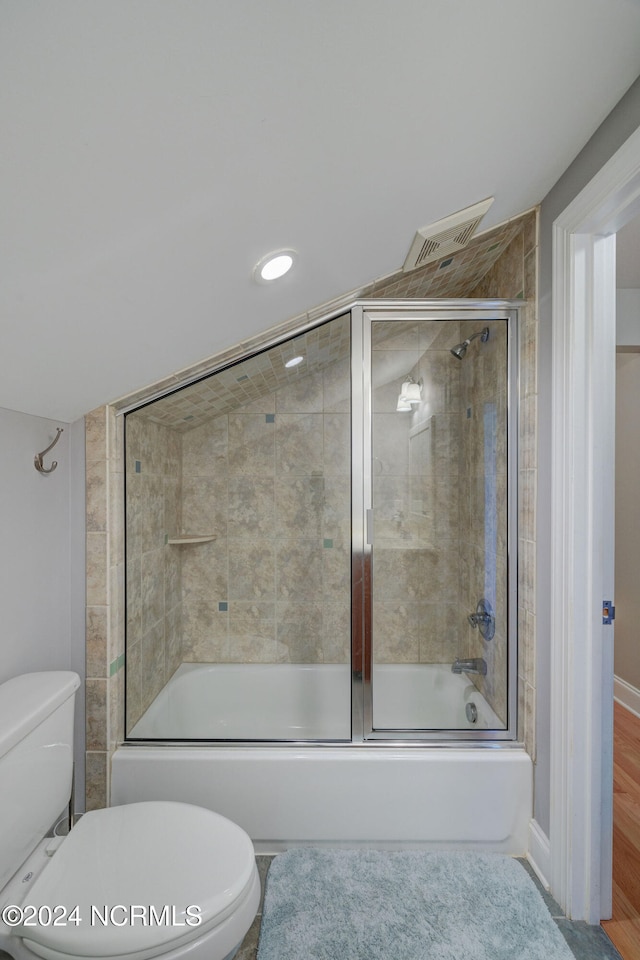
[17,801,255,959]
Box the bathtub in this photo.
[127,662,503,740]
[112,662,532,854]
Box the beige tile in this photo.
[524,249,537,303]
[520,394,537,471]
[275,372,324,413]
[372,414,410,476]
[323,414,350,476]
[322,477,351,541]
[519,469,536,543]
[275,477,324,538]
[125,639,142,732]
[371,321,421,351]
[229,478,275,538]
[518,606,536,689]
[141,548,164,633]
[321,540,351,599]
[227,625,278,663]
[276,540,323,600]
[140,622,165,712]
[521,317,538,399]
[109,667,124,748]
[85,752,108,811]
[181,538,229,601]
[322,603,351,663]
[182,417,228,477]
[182,476,227,536]
[182,600,229,661]
[126,553,142,642]
[228,414,275,476]
[108,562,125,662]
[86,532,108,606]
[322,357,351,413]
[373,602,420,663]
[165,604,183,678]
[86,678,107,751]
[522,209,538,258]
[419,602,461,662]
[85,407,108,462]
[229,540,275,600]
[275,601,324,662]
[86,460,107,533]
[519,537,536,615]
[275,414,324,476]
[86,606,108,678]
[164,546,182,612]
[524,681,536,760]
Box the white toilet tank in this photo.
[0,671,80,890]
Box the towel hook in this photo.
[34,428,64,474]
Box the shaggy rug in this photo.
[257,849,575,960]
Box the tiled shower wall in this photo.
[123,319,352,732]
[371,321,463,665]
[85,210,538,809]
[370,315,512,732]
[458,319,509,724]
[124,417,183,731]
[470,212,538,752]
[179,346,352,669]
[85,406,124,809]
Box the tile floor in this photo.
[237,856,623,960]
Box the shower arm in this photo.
[467,328,490,346]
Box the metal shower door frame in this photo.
[350,301,521,744]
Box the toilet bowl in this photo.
[0,673,260,960]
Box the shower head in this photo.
[450,342,468,360]
[450,327,490,360]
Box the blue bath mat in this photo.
[257,849,575,960]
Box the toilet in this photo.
[0,672,260,960]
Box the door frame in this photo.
[550,123,640,922]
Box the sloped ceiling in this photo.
[2,1,640,422]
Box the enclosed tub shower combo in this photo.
[112,302,532,851]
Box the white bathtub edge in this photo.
[111,746,532,855]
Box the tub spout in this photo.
[451,658,487,676]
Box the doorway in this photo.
[550,124,640,923]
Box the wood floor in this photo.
[601,701,640,959]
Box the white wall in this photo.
[615,290,640,694]
[617,288,640,344]
[615,351,640,692]
[0,406,86,803]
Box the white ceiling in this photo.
[3,1,640,422]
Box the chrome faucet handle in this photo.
[467,599,495,641]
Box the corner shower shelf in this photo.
[167,535,217,545]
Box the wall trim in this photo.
[551,121,640,923]
[527,819,551,891]
[614,675,640,718]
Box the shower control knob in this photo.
[467,599,495,641]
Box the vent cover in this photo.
[402,197,494,272]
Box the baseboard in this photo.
[614,674,640,718]
[527,819,551,890]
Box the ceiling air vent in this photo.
[402,197,494,272]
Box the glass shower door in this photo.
[124,313,353,742]
[363,310,513,738]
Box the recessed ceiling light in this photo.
[254,249,296,283]
[285,355,304,368]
